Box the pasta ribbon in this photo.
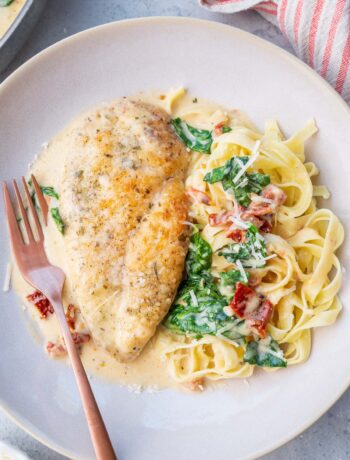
[159,91,344,383]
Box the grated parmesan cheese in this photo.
[126,384,143,394]
[235,177,249,189]
[245,294,260,314]
[257,337,285,360]
[145,384,160,394]
[264,254,277,261]
[242,252,277,268]
[235,259,248,283]
[180,120,208,148]
[182,220,197,228]
[250,244,264,261]
[90,289,120,318]
[250,195,274,204]
[216,325,239,346]
[223,306,234,317]
[2,262,12,292]
[189,290,199,307]
[233,140,261,184]
[230,216,249,229]
[242,258,266,269]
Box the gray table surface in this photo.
[0,1,349,459]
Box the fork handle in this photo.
[53,300,117,460]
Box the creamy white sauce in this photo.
[10,90,241,390]
[0,0,26,38]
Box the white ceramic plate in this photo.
[0,17,349,460]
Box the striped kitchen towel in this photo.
[200,0,350,103]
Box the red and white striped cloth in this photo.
[200,0,350,103]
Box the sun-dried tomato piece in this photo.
[259,220,272,233]
[229,283,257,318]
[213,121,226,136]
[262,184,286,207]
[248,201,273,216]
[46,332,90,358]
[65,304,78,330]
[226,228,246,242]
[230,283,273,338]
[46,341,66,357]
[240,209,264,228]
[247,299,273,339]
[27,291,54,319]
[239,184,286,229]
[185,378,204,392]
[208,211,233,227]
[72,332,91,346]
[186,187,210,205]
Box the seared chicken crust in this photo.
[60,98,190,361]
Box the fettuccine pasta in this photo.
[159,89,344,384]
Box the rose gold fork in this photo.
[2,175,117,460]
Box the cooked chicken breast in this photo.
[60,98,190,361]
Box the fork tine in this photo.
[22,177,44,241]
[31,174,48,226]
[2,182,24,246]
[13,179,35,243]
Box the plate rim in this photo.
[0,16,349,460]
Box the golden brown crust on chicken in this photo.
[116,178,190,361]
[60,98,189,359]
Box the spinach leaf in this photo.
[41,186,59,200]
[203,156,270,207]
[244,338,286,368]
[28,181,59,201]
[30,191,39,210]
[171,118,232,153]
[165,272,250,342]
[232,186,251,208]
[204,156,244,185]
[219,243,251,263]
[218,269,249,301]
[165,274,227,338]
[219,224,267,267]
[165,233,249,341]
[0,0,14,6]
[167,281,287,368]
[220,269,249,286]
[28,181,63,233]
[203,160,233,184]
[171,118,212,153]
[186,233,212,276]
[50,208,65,234]
[166,233,236,338]
[164,228,286,368]
[248,172,270,194]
